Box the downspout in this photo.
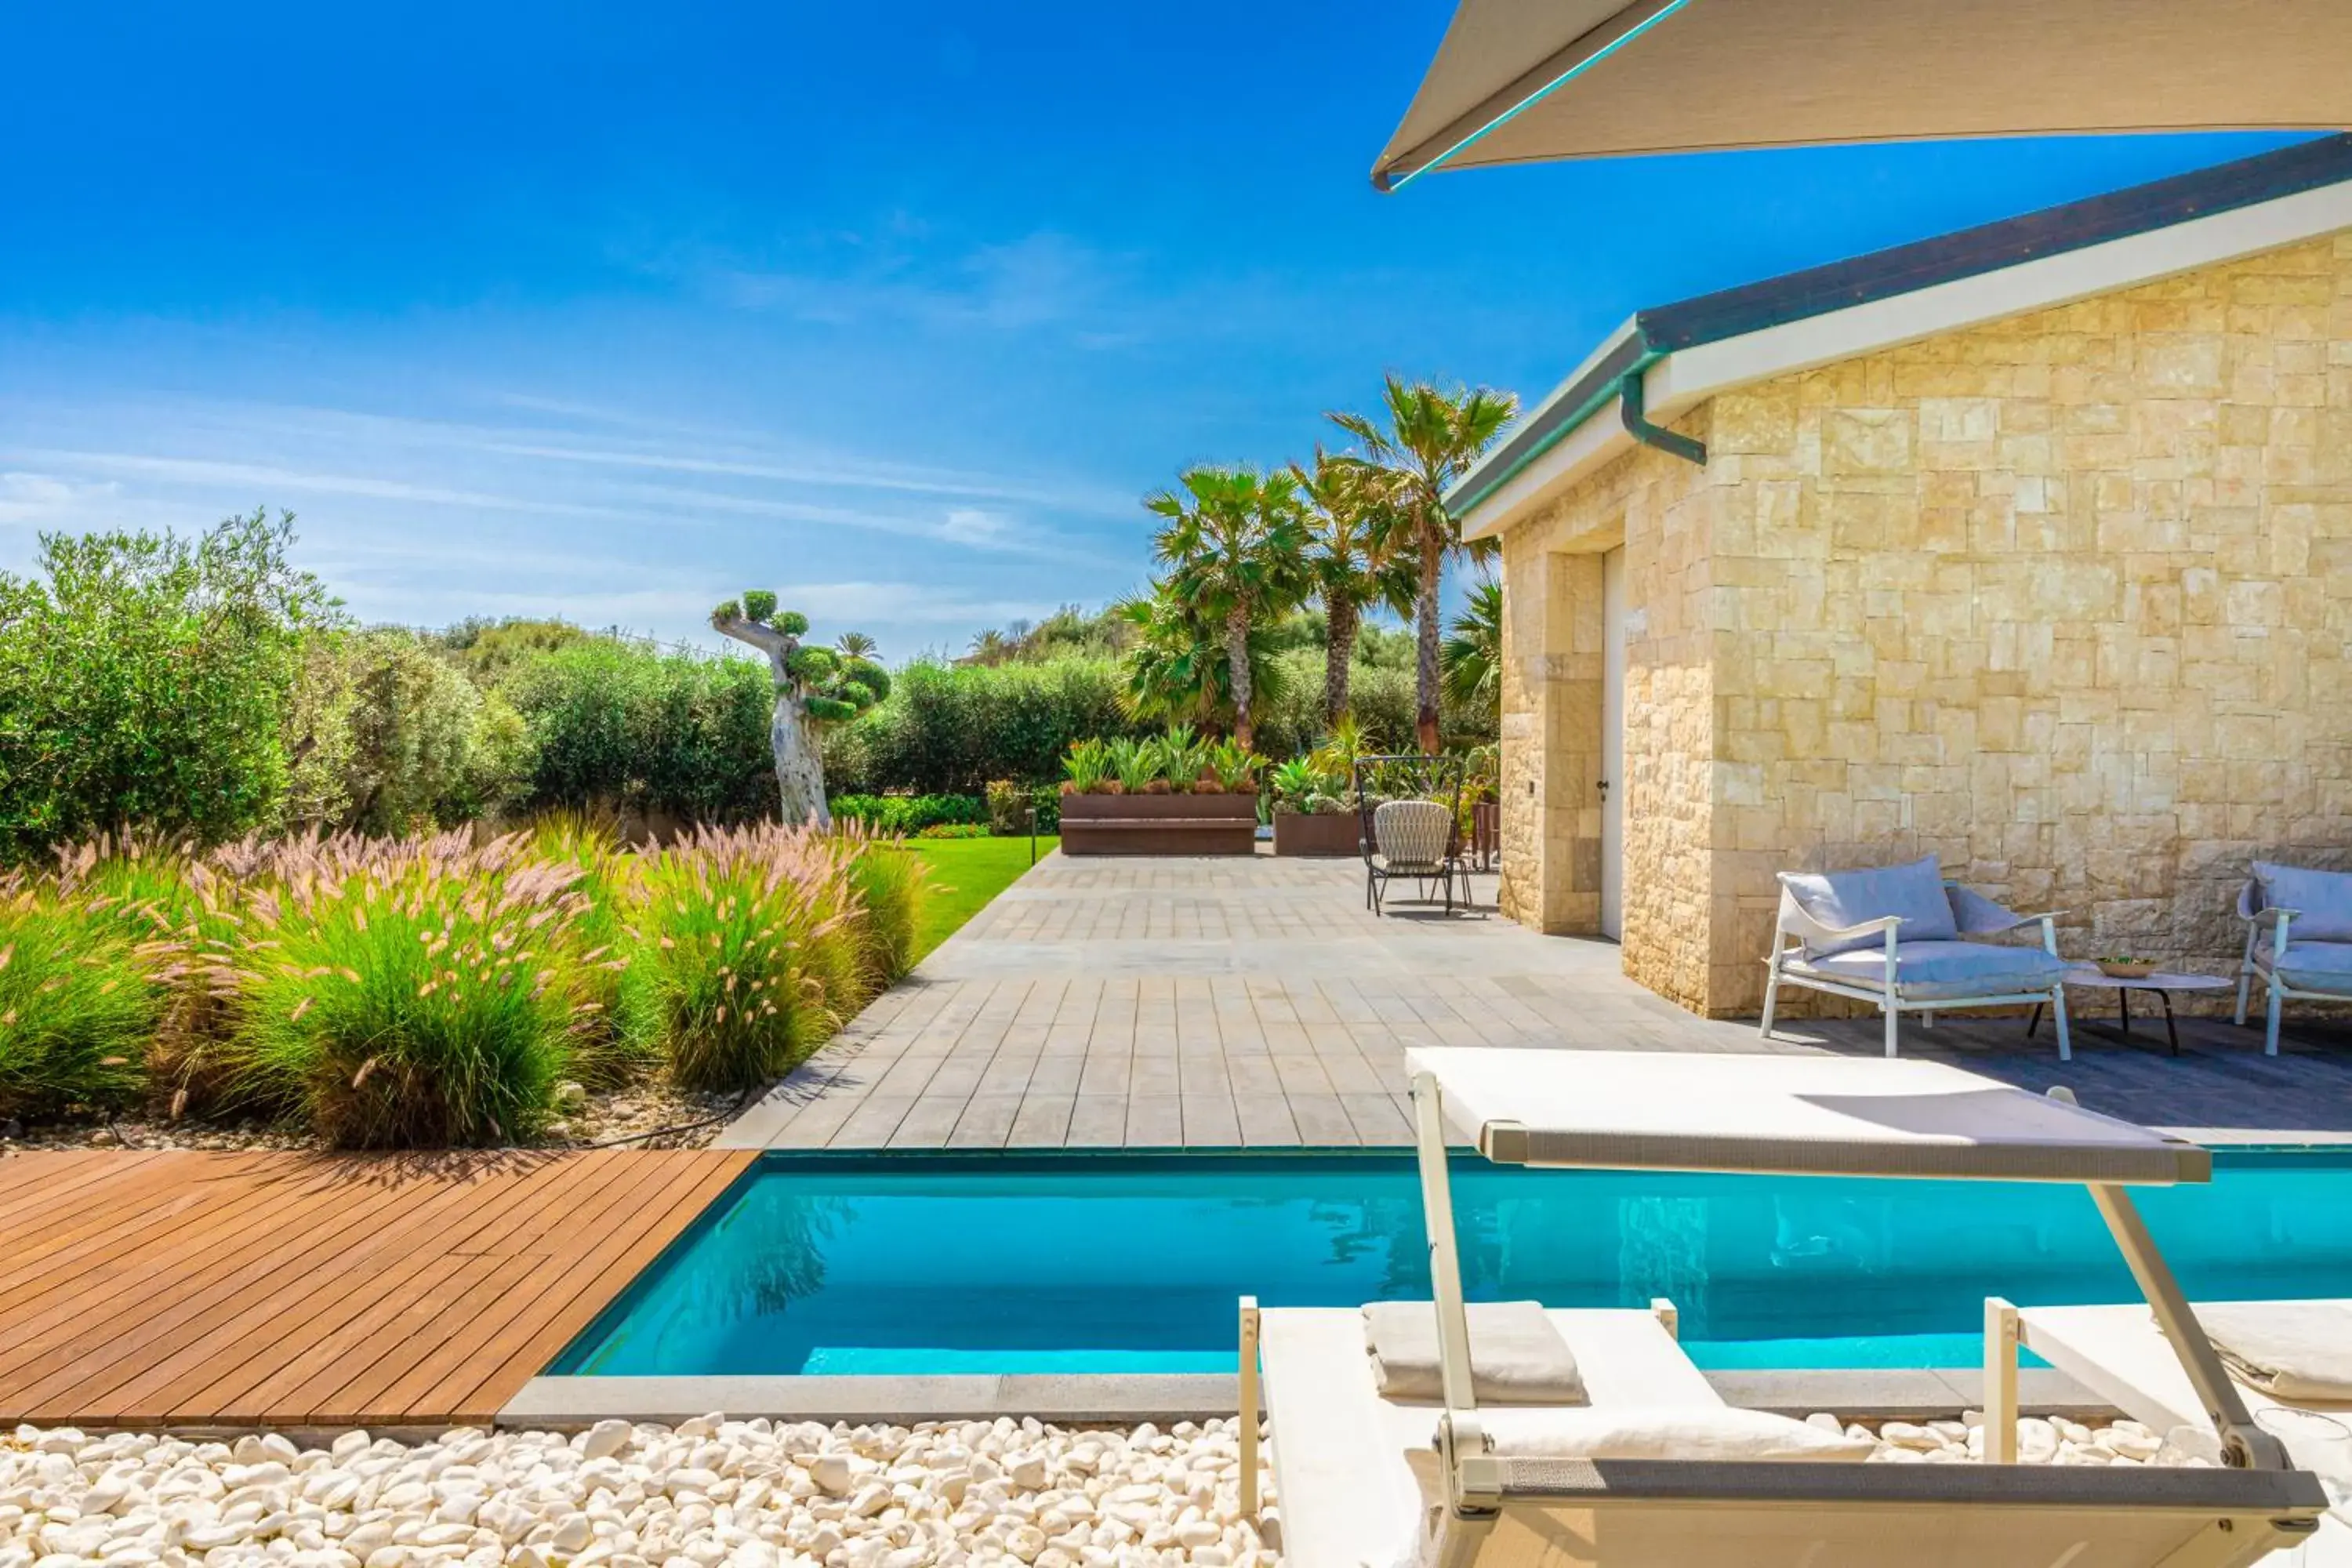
[1618,366,1706,466]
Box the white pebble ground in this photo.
[1,1417,1276,1568]
[1,1410,2201,1568]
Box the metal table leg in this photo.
[2161,989,2180,1056]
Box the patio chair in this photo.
[1759,854,2071,1058]
[1987,1296,2352,1565]
[2235,862,2352,1057]
[1358,753,1469,916]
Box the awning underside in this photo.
[1407,1047,2212,1183]
[1375,0,2352,188]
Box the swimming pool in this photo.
[553,1149,2352,1377]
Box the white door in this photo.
[1599,547,1626,942]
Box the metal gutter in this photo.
[1617,365,1706,466]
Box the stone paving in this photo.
[722,853,2352,1149]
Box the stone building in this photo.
[1454,135,2352,1018]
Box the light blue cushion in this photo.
[1796,939,2066,1002]
[1783,855,1959,956]
[2271,940,2352,994]
[2254,862,2352,943]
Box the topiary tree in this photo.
[711,592,890,827]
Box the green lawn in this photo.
[904,836,1057,964]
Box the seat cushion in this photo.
[1782,855,1959,955]
[1373,800,1451,869]
[1795,939,2066,1001]
[2270,939,2352,994]
[2255,862,2352,942]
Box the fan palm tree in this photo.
[1145,465,1309,750]
[1442,576,1504,721]
[1115,589,1290,731]
[1329,376,1517,752]
[1294,448,1414,728]
[833,630,879,661]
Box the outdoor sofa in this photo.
[1761,854,2071,1058]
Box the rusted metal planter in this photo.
[1272,811,1359,858]
[1060,791,1259,855]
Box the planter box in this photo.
[1273,810,1359,858]
[1060,791,1258,856]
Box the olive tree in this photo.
[710,590,889,826]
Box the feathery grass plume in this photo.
[837,822,931,986]
[521,808,648,1086]
[218,829,595,1147]
[0,865,175,1120]
[621,822,870,1092]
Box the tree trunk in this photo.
[1415,533,1443,754]
[1323,594,1358,728]
[713,611,833,829]
[770,692,831,829]
[1225,601,1255,751]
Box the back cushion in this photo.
[1783,854,1958,955]
[2254,862,2352,942]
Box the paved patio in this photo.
[722,853,2352,1149]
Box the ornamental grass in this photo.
[0,865,177,1120]
[213,830,601,1148]
[619,822,872,1093]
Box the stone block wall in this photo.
[1498,231,2352,1018]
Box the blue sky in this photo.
[0,2,2310,659]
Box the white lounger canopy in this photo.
[1371,0,2352,188]
[1244,1048,2327,1568]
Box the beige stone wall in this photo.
[1497,405,1719,1011]
[1500,231,2352,1018]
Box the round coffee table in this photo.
[2026,965,2233,1055]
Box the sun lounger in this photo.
[1242,1048,2325,1568]
[1991,1298,2352,1566]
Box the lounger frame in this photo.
[1238,1069,2320,1568]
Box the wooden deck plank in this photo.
[249,1156,655,1425]
[0,1148,748,1430]
[452,1152,752,1421]
[0,1158,445,1403]
[99,1156,598,1425]
[379,1154,738,1423]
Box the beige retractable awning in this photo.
[1374,0,2352,189]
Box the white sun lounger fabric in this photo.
[1364,1301,1586,1405]
[2197,1301,2352,1403]
[1406,1047,2209,1183]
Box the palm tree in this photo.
[1145,465,1309,750]
[834,630,879,661]
[1442,575,1503,723]
[1329,376,1517,753]
[964,627,1011,666]
[1294,448,1413,729]
[1116,589,1290,730]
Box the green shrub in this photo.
[295,629,537,835]
[502,639,773,824]
[915,822,990,840]
[828,793,985,835]
[0,510,339,862]
[0,873,169,1119]
[822,657,1146,793]
[216,832,597,1148]
[619,824,870,1092]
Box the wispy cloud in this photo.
[0,470,121,526]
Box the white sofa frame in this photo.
[1759,875,2071,1060]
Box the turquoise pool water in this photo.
[553,1149,2352,1377]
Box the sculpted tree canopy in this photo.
[710,593,888,827]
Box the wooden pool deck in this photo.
[0,1147,750,1432]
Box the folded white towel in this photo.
[2194,1300,2352,1403]
[1363,1300,1585,1405]
[1402,1405,1878,1493]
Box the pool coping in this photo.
[496,1367,2115,1429]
